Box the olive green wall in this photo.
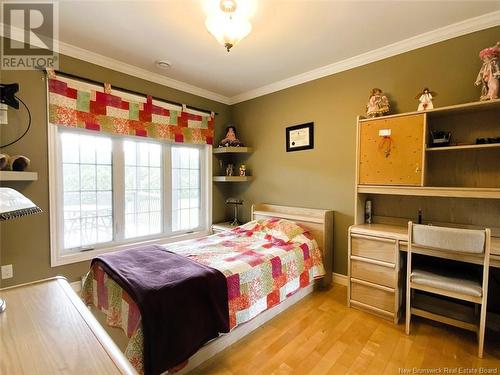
[231,26,500,275]
[0,52,231,287]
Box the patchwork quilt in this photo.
[81,218,325,374]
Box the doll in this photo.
[366,88,390,118]
[475,42,500,101]
[415,88,437,111]
[219,125,244,147]
[239,164,246,176]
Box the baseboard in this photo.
[333,272,348,286]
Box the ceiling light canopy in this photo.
[204,0,256,52]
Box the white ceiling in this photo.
[58,1,500,103]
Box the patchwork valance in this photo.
[47,73,214,145]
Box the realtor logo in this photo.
[1,1,59,70]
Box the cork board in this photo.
[359,114,425,185]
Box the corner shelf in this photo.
[213,176,253,183]
[0,171,38,181]
[213,147,253,154]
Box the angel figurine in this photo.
[366,88,390,118]
[416,88,437,111]
[475,42,500,101]
[219,125,244,147]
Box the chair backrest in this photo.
[411,223,486,254]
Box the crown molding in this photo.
[0,22,231,105]
[228,10,500,104]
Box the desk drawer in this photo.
[351,258,396,288]
[351,235,396,263]
[351,279,395,313]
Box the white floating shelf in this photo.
[213,176,253,182]
[213,147,253,154]
[0,171,38,181]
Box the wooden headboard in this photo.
[251,203,334,287]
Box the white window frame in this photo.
[48,124,212,267]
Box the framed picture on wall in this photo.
[286,122,314,152]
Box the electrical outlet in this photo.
[1,264,13,279]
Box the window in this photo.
[60,133,113,252]
[50,127,211,266]
[124,140,163,239]
[172,147,201,231]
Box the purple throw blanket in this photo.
[92,245,229,375]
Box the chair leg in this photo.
[405,288,411,335]
[478,303,487,358]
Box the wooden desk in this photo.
[0,277,136,374]
[348,224,500,322]
[350,223,500,267]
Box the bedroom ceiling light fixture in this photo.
[205,0,253,52]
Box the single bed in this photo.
[81,203,333,375]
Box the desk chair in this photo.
[405,222,491,358]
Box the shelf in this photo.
[427,143,500,152]
[358,98,500,123]
[213,176,253,182]
[0,171,38,181]
[357,185,500,199]
[213,147,253,154]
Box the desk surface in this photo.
[350,223,500,267]
[0,277,136,374]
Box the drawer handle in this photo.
[351,255,395,268]
[351,277,395,292]
[351,234,396,243]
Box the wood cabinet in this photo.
[212,221,238,233]
[348,230,402,323]
[349,99,500,323]
[358,114,425,186]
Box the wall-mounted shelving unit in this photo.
[212,146,253,183]
[426,143,500,152]
[348,99,500,323]
[213,147,253,154]
[0,171,38,181]
[213,176,253,182]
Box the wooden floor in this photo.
[193,285,500,374]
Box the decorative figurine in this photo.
[475,42,500,101]
[415,88,437,111]
[219,125,244,147]
[239,164,246,176]
[366,88,390,118]
[225,163,234,176]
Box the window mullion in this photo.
[164,143,172,235]
[203,145,211,230]
[113,138,125,242]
